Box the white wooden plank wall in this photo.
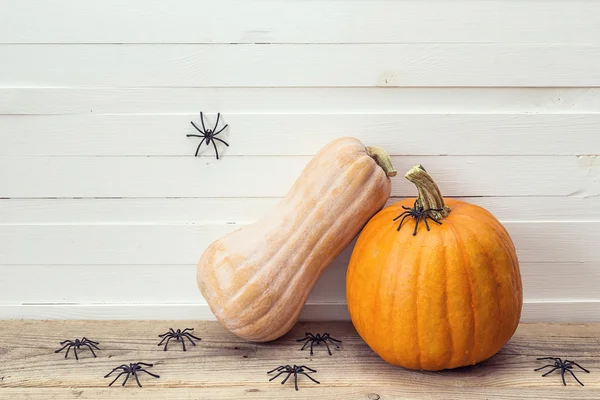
[0,0,599,321]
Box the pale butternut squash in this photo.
[196,137,396,342]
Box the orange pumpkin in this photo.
[346,165,522,371]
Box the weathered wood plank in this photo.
[0,321,598,397]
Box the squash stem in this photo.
[405,164,451,221]
[366,146,397,177]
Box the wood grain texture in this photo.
[1,0,598,44]
[3,113,600,156]
[2,197,600,224]
[0,321,598,399]
[2,44,599,87]
[2,156,599,198]
[3,88,600,115]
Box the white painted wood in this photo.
[1,156,598,198]
[3,197,600,224]
[3,88,600,115]
[0,301,598,322]
[1,1,598,44]
[3,113,600,157]
[1,222,599,265]
[1,262,597,304]
[2,44,599,87]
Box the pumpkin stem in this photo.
[405,164,451,221]
[366,146,397,177]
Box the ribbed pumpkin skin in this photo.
[346,198,522,371]
[197,137,392,342]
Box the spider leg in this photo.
[561,368,567,386]
[396,214,412,231]
[137,362,154,368]
[82,343,97,357]
[108,371,127,386]
[565,368,585,386]
[307,333,315,339]
[211,139,220,159]
[541,367,560,377]
[85,341,100,350]
[64,345,71,359]
[323,340,332,355]
[213,137,229,147]
[281,371,293,385]
[299,371,320,384]
[163,336,173,351]
[55,343,71,353]
[186,134,203,138]
[565,360,590,373]
[427,215,442,225]
[181,336,187,351]
[200,112,207,132]
[402,205,411,210]
[158,335,170,345]
[327,338,341,348]
[82,338,99,345]
[267,366,285,374]
[213,124,228,136]
[300,340,312,351]
[213,113,221,132]
[190,121,206,135]
[423,215,431,231]
[393,210,411,222]
[534,364,557,371]
[59,340,72,345]
[132,370,142,387]
[139,369,160,378]
[413,216,420,235]
[269,370,289,382]
[182,333,198,345]
[310,340,315,356]
[73,345,79,360]
[297,365,317,373]
[194,140,204,157]
[122,371,131,387]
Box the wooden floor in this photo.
[0,321,598,399]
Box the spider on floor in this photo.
[296,332,342,355]
[157,328,201,351]
[535,357,590,386]
[105,362,160,387]
[186,112,229,159]
[268,364,320,391]
[54,337,100,360]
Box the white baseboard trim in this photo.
[0,301,598,322]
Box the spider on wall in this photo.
[186,112,229,159]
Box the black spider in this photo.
[187,112,229,159]
[54,337,100,360]
[268,365,320,391]
[296,332,342,356]
[157,328,201,351]
[393,200,443,235]
[105,362,160,387]
[535,357,590,386]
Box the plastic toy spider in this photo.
[187,112,229,159]
[393,200,444,235]
[105,362,160,387]
[535,357,590,386]
[157,328,201,351]
[54,337,100,360]
[268,365,320,391]
[296,332,342,355]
